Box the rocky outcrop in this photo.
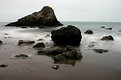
[101,35,114,41]
[84,30,93,34]
[51,25,82,46]
[6,6,63,27]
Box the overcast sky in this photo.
[0,0,121,22]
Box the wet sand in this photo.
[0,27,121,80]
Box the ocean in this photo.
[0,22,121,80]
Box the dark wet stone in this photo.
[52,65,59,70]
[51,25,82,46]
[101,35,114,41]
[0,40,3,44]
[18,40,35,45]
[45,34,50,37]
[6,6,63,27]
[54,54,66,62]
[39,25,46,29]
[30,26,36,28]
[106,28,112,30]
[38,39,44,41]
[66,46,75,51]
[119,30,121,32]
[101,26,105,28]
[4,33,9,35]
[88,42,96,47]
[38,47,63,55]
[65,51,78,60]
[88,44,94,47]
[84,30,93,34]
[14,54,31,59]
[93,49,108,53]
[0,64,8,68]
[21,26,27,28]
[33,42,45,49]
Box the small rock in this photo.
[66,46,75,51]
[101,26,105,28]
[13,53,31,59]
[39,25,46,29]
[0,64,8,68]
[38,47,63,55]
[88,44,94,47]
[84,30,93,34]
[38,39,44,41]
[65,51,78,60]
[52,65,59,70]
[119,30,121,32]
[33,42,45,49]
[0,40,3,44]
[101,35,114,41]
[30,26,35,28]
[93,49,108,53]
[45,34,50,37]
[4,33,9,35]
[18,40,35,45]
[54,54,66,62]
[106,28,112,30]
[21,26,27,28]
[4,37,7,38]
[88,42,96,47]
[8,36,12,38]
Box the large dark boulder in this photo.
[51,25,82,46]
[6,6,63,27]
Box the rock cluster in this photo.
[38,46,82,63]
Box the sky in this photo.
[0,0,121,22]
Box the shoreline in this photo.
[0,23,121,80]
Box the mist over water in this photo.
[0,22,121,80]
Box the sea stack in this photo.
[6,6,63,27]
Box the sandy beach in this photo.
[0,22,121,80]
